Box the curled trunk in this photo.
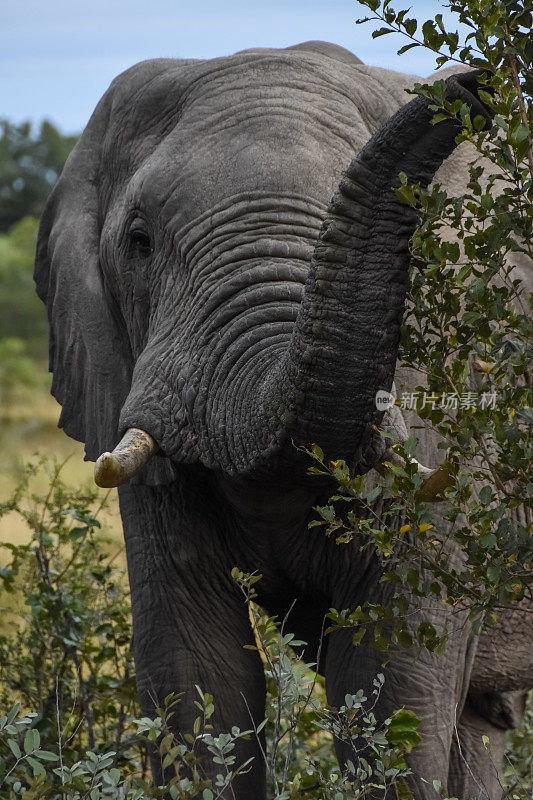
[232,71,492,475]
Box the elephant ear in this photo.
[34,89,133,466]
[35,60,197,485]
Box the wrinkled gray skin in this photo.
[35,42,531,799]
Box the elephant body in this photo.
[35,41,531,798]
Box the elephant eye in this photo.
[128,223,153,257]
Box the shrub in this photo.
[0,459,142,775]
[0,463,424,799]
[0,462,530,798]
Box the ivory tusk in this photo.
[376,447,455,502]
[94,428,159,488]
[416,465,456,502]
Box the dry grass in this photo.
[0,381,121,549]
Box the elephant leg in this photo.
[448,691,527,800]
[118,483,266,799]
[324,614,471,799]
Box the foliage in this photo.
[0,464,423,799]
[0,706,134,800]
[300,0,532,795]
[294,0,524,656]
[232,568,419,799]
[0,459,141,774]
[0,120,77,233]
[0,217,49,363]
[0,124,76,421]
[0,121,76,374]
[0,0,531,796]
[0,463,528,799]
[505,697,533,797]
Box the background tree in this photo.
[0,122,78,410]
[0,120,77,234]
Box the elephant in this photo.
[34,41,532,799]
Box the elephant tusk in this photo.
[416,465,456,502]
[94,428,159,488]
[376,447,455,502]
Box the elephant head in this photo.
[34,51,490,487]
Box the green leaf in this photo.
[352,628,367,646]
[480,533,496,548]
[431,113,451,125]
[6,704,21,725]
[109,767,121,784]
[397,42,420,55]
[24,728,41,753]
[366,486,382,504]
[404,18,417,36]
[8,739,21,759]
[516,407,533,425]
[309,444,324,461]
[26,756,45,776]
[38,750,59,762]
[479,485,492,505]
[511,123,529,142]
[386,708,421,752]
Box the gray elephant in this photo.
[34,41,531,799]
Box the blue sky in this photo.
[1,0,459,133]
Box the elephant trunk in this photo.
[247,71,492,474]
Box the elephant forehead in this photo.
[102,53,408,227]
[149,131,353,231]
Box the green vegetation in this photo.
[0,444,529,797]
[0,127,90,499]
[0,120,77,234]
[0,119,77,411]
[0,218,47,382]
[322,0,532,650]
[0,462,421,799]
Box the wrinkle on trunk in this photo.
[224,71,492,476]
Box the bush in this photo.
[0,120,77,233]
[0,339,42,408]
[0,462,531,798]
[299,1,532,796]
[0,462,430,799]
[329,0,533,620]
[0,460,141,774]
